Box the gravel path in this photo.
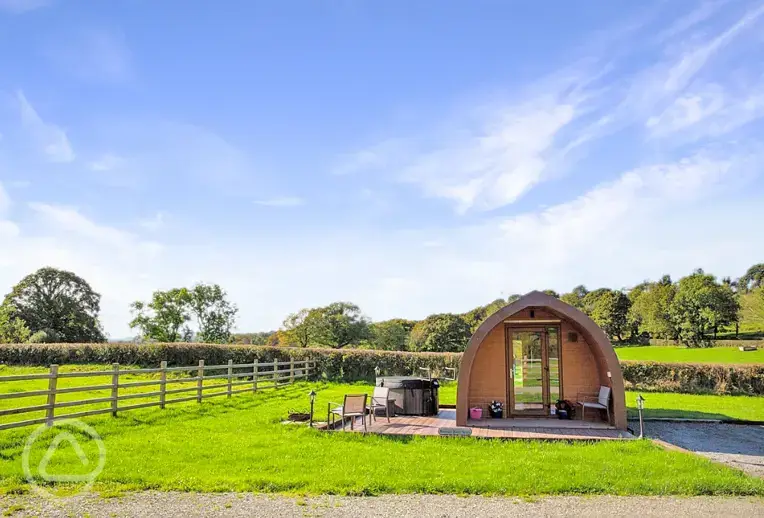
[1,493,762,517]
[643,421,764,477]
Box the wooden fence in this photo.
[0,359,314,431]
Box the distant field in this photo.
[615,346,763,364]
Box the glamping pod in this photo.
[456,291,627,430]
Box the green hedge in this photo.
[621,360,764,395]
[0,343,461,382]
[0,343,761,395]
[647,338,763,347]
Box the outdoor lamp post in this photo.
[309,390,316,428]
[636,394,645,439]
[374,366,380,378]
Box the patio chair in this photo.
[576,386,611,424]
[327,394,368,431]
[367,386,391,424]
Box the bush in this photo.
[621,361,764,395]
[0,343,761,395]
[648,338,763,347]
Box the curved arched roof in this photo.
[456,290,626,429]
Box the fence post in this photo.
[227,359,233,398]
[273,360,278,389]
[290,358,295,384]
[159,361,167,409]
[197,360,204,403]
[110,363,119,417]
[46,364,58,426]
[252,359,258,393]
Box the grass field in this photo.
[615,346,764,364]
[0,379,762,497]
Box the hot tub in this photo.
[375,376,439,416]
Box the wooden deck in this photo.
[334,409,633,440]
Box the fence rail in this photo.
[0,358,314,431]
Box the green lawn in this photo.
[0,368,762,496]
[615,345,764,364]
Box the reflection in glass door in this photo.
[509,327,561,416]
[510,330,545,413]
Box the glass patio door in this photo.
[508,327,561,416]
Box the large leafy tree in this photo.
[369,319,412,351]
[408,313,471,352]
[0,304,31,343]
[310,302,371,348]
[282,308,322,347]
[130,288,193,342]
[561,285,588,309]
[2,267,106,342]
[187,283,238,343]
[587,289,631,341]
[668,270,739,347]
[630,275,677,340]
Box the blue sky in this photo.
[1,1,764,338]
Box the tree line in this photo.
[0,267,237,345]
[2,264,763,349]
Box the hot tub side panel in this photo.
[466,323,507,416]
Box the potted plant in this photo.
[488,400,503,418]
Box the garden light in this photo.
[636,394,645,439]
[309,390,317,428]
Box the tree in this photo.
[507,294,522,303]
[369,319,411,351]
[408,313,472,352]
[187,283,238,343]
[630,276,677,341]
[0,304,31,343]
[282,308,321,347]
[129,288,193,342]
[463,298,506,333]
[669,270,739,347]
[542,289,560,298]
[739,263,764,293]
[626,282,649,342]
[2,267,105,342]
[561,285,588,309]
[310,302,371,348]
[587,290,631,341]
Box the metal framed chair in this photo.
[328,394,368,431]
[576,386,611,424]
[367,386,391,424]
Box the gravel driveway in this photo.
[642,421,764,478]
[1,493,762,517]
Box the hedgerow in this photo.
[0,343,761,394]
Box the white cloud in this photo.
[17,90,75,163]
[88,154,125,172]
[0,0,49,13]
[662,3,764,94]
[254,196,304,207]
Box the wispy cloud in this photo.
[17,90,75,163]
[88,153,125,172]
[0,0,50,13]
[254,196,304,207]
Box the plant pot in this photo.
[489,409,503,419]
[469,407,483,420]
